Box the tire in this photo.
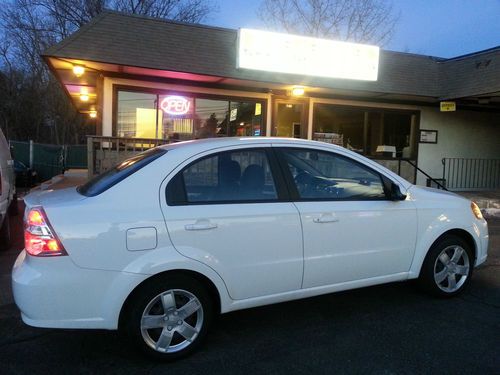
[0,216,11,251]
[122,274,214,361]
[418,235,474,297]
[8,195,19,216]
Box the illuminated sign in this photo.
[160,96,193,115]
[237,29,379,81]
[440,101,456,112]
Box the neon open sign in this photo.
[160,96,192,115]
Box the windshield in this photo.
[78,147,167,197]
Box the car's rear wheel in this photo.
[123,275,213,361]
[0,216,11,251]
[419,235,474,297]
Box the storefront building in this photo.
[43,11,500,189]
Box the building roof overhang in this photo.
[43,10,500,116]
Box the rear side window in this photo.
[168,149,279,205]
[78,148,166,197]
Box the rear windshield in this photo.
[78,148,167,197]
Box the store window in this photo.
[116,89,264,141]
[313,104,417,159]
[116,91,157,138]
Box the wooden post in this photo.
[87,136,94,179]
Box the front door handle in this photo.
[185,220,218,231]
[313,214,339,223]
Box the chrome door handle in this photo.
[313,215,339,223]
[185,222,218,231]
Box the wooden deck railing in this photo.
[87,136,171,177]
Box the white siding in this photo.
[417,108,500,186]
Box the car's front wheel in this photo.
[419,235,474,297]
[123,274,214,361]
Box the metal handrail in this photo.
[398,158,448,190]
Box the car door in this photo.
[274,146,417,289]
[163,146,304,300]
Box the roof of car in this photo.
[159,137,343,152]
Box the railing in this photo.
[400,159,448,190]
[87,136,171,177]
[373,158,446,189]
[442,158,500,191]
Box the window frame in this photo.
[273,147,392,202]
[166,147,290,206]
[113,85,268,139]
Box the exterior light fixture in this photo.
[73,65,85,77]
[89,110,97,118]
[291,86,305,96]
[80,94,89,102]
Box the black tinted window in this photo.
[173,149,278,204]
[281,149,386,200]
[78,148,166,197]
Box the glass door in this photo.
[273,99,307,138]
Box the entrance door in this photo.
[273,100,308,138]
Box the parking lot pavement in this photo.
[0,204,498,374]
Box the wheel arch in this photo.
[118,269,222,330]
[412,228,477,278]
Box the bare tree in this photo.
[258,0,398,46]
[0,0,218,143]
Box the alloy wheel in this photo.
[433,245,470,293]
[140,289,204,353]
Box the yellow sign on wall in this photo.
[440,101,456,112]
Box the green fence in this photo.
[9,141,87,182]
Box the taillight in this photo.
[24,207,67,257]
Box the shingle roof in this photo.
[44,10,500,100]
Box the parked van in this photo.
[0,128,16,249]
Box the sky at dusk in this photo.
[207,0,500,58]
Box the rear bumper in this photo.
[12,251,148,330]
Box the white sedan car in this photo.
[12,138,488,360]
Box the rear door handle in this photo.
[313,214,339,223]
[185,221,218,231]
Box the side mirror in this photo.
[390,183,407,201]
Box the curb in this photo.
[483,208,500,219]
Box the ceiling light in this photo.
[73,65,85,77]
[80,94,89,102]
[291,86,305,96]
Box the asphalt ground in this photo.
[0,201,498,374]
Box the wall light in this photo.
[73,65,85,77]
[89,110,97,118]
[291,86,305,96]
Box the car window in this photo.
[175,149,278,203]
[280,149,387,200]
[78,147,167,197]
